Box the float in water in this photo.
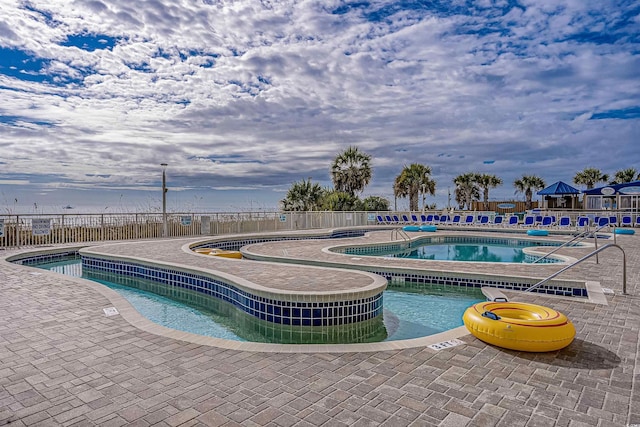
[402,225,437,232]
[462,301,575,352]
[194,248,243,259]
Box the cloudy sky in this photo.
[0,0,638,213]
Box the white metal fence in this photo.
[0,211,381,249]
[1,209,636,249]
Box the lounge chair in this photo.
[636,216,640,227]
[376,215,386,224]
[401,214,411,223]
[411,214,419,223]
[478,215,489,225]
[597,217,609,228]
[451,214,461,225]
[420,214,428,223]
[392,215,401,224]
[522,215,535,227]
[424,214,434,223]
[577,216,589,228]
[492,215,504,226]
[506,215,519,227]
[462,215,475,226]
[541,216,553,227]
[385,215,393,223]
[557,216,571,229]
[621,215,632,227]
[608,216,618,227]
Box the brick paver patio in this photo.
[1,228,638,426]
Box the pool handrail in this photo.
[530,224,609,264]
[525,243,627,295]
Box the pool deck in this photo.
[1,227,639,426]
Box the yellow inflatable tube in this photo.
[463,301,575,352]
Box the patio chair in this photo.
[557,216,571,229]
[385,215,393,223]
[541,216,553,227]
[376,215,387,224]
[478,215,489,225]
[597,217,609,228]
[462,215,475,225]
[636,216,640,227]
[392,215,401,224]
[608,216,618,227]
[451,215,461,225]
[577,216,589,228]
[401,214,411,223]
[420,214,428,223]
[506,215,519,227]
[621,215,632,227]
[411,214,419,223]
[492,215,504,226]
[424,214,434,223]
[522,215,535,227]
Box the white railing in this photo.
[1,208,637,249]
[0,211,384,249]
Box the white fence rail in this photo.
[0,211,381,249]
[1,209,636,249]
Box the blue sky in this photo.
[0,0,639,213]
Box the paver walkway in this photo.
[1,228,639,426]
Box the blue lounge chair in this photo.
[636,216,640,227]
[411,214,419,223]
[376,215,386,224]
[401,214,411,223]
[492,215,504,226]
[523,215,535,227]
[451,215,461,225]
[577,216,589,228]
[609,216,618,227]
[462,215,475,226]
[420,214,428,223]
[557,216,571,229]
[541,216,553,227]
[621,215,632,227]
[479,215,489,225]
[507,215,519,227]
[392,215,401,224]
[385,215,393,223]
[425,214,434,223]
[597,217,609,227]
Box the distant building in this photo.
[582,180,640,211]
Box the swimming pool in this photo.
[35,257,484,344]
[337,235,566,263]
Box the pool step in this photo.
[481,287,509,302]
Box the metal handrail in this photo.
[391,228,411,248]
[531,224,609,264]
[525,243,627,295]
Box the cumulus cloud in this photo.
[0,0,638,210]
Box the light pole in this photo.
[161,163,168,237]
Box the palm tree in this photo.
[477,174,503,210]
[610,168,638,184]
[573,168,608,190]
[513,175,546,210]
[394,164,436,211]
[453,173,479,210]
[320,190,360,211]
[361,196,390,211]
[330,146,372,197]
[280,178,324,211]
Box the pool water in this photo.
[344,237,563,263]
[35,258,484,344]
[402,244,529,262]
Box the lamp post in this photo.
[161,163,168,237]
